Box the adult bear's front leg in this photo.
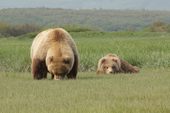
[67,55,79,79]
[31,59,47,80]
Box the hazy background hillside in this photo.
[1,0,170,34]
[0,0,170,10]
[1,8,170,32]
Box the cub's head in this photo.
[97,54,121,74]
[46,56,74,79]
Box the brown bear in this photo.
[96,53,139,74]
[30,28,79,80]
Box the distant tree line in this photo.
[0,22,94,37]
[149,21,170,32]
[0,22,40,37]
[1,21,170,38]
[1,8,170,32]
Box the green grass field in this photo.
[0,69,170,113]
[0,31,170,113]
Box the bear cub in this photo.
[97,53,139,74]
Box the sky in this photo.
[0,0,170,10]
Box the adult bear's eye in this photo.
[63,59,70,64]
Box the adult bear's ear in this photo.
[49,56,53,63]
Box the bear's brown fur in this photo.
[96,53,139,74]
[30,28,79,80]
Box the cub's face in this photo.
[101,59,120,74]
[47,56,74,79]
[97,54,121,74]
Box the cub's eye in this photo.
[104,66,108,69]
[63,59,70,64]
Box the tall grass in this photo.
[0,31,170,72]
[0,38,31,72]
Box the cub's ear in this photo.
[101,58,106,64]
[112,58,118,63]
